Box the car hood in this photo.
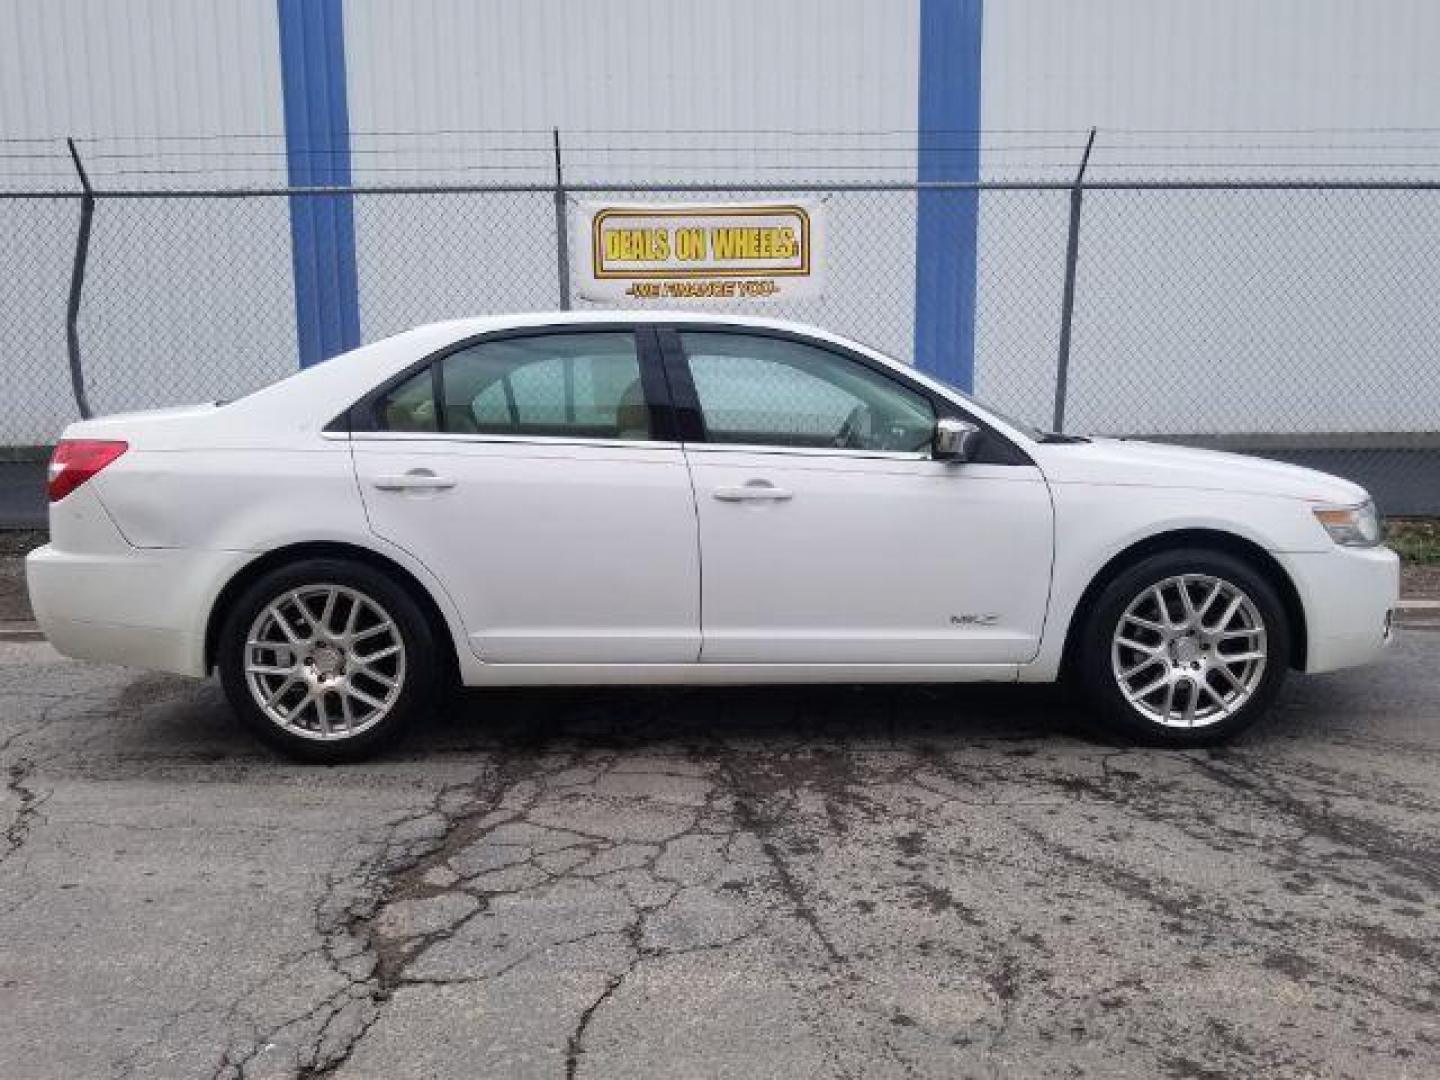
[1032,437,1369,504]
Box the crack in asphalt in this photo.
[0,702,65,870]
[1,758,42,865]
[564,967,629,1080]
[714,751,845,965]
[1187,749,1440,890]
[219,733,888,1078]
[203,775,508,1079]
[33,718,1440,1079]
[5,656,1440,1078]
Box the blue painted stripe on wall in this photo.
[277,0,360,366]
[914,0,983,390]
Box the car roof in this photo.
[189,312,862,440]
[404,312,906,377]
[412,309,842,337]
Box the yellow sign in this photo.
[574,201,825,302]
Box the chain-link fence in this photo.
[3,173,1438,514]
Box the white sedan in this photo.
[27,313,1398,761]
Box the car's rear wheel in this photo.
[218,559,435,762]
[1077,549,1291,745]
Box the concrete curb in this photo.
[1397,600,1440,623]
[0,621,44,642]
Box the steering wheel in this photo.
[834,404,870,450]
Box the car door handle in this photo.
[713,482,793,502]
[372,471,456,492]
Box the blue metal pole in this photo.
[913,0,983,391]
[277,0,360,366]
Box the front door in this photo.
[665,329,1053,665]
[352,327,700,664]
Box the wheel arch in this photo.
[1060,528,1308,675]
[203,540,462,681]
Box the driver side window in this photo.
[679,332,935,452]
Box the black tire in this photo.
[218,558,437,763]
[1076,548,1291,746]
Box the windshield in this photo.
[865,345,1058,441]
[849,335,1088,444]
[949,388,1088,443]
[952,389,1048,442]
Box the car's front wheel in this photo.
[218,558,436,762]
[1077,549,1291,745]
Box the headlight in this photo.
[1313,500,1381,547]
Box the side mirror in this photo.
[932,417,982,462]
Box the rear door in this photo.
[352,326,701,664]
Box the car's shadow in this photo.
[425,681,1094,753]
[78,673,1108,774]
[60,623,1430,773]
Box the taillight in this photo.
[47,439,128,502]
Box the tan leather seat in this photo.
[615,378,650,440]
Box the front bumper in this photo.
[1276,545,1400,673]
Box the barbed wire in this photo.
[9,124,1440,146]
[9,127,1440,187]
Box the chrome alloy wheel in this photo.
[1110,574,1268,729]
[243,584,407,741]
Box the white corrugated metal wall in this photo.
[975,0,1440,434]
[341,0,922,358]
[3,0,1438,444]
[985,0,1440,153]
[347,0,919,157]
[0,0,294,444]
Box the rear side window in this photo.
[379,367,438,432]
[374,332,650,439]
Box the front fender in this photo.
[1023,484,1324,680]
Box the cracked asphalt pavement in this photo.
[0,628,1437,1079]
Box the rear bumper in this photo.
[1276,545,1400,674]
[26,543,249,677]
